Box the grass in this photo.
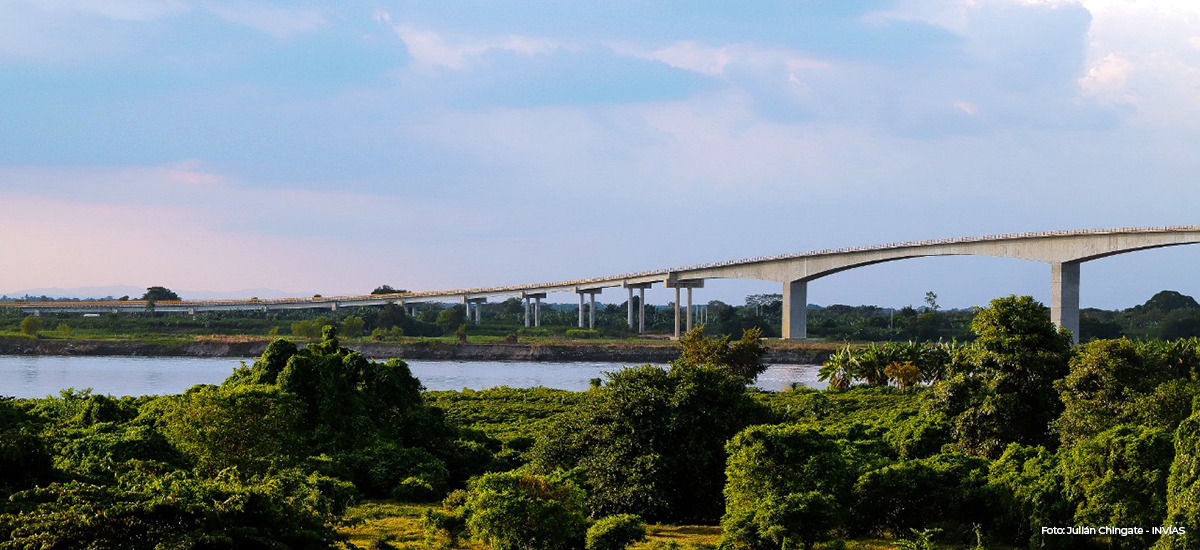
[341,501,443,549]
[338,501,976,550]
[338,501,728,550]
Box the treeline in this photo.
[7,288,1200,343]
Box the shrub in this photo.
[341,316,366,337]
[531,364,767,523]
[1061,425,1173,550]
[20,315,41,336]
[675,326,767,381]
[986,444,1074,550]
[565,329,600,339]
[0,468,349,550]
[586,514,646,550]
[850,452,989,537]
[158,384,303,476]
[1157,406,1200,550]
[462,471,588,550]
[722,424,853,550]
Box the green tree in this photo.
[850,453,989,536]
[19,315,41,336]
[141,286,180,302]
[372,285,407,295]
[0,468,350,550]
[531,363,767,523]
[1054,338,1171,447]
[341,316,365,338]
[722,424,853,550]
[925,295,1073,457]
[462,471,588,550]
[986,444,1075,550]
[675,326,768,381]
[1061,425,1174,550]
[0,397,53,492]
[158,384,303,476]
[220,328,479,499]
[437,306,467,335]
[1157,407,1200,550]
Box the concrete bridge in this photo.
[9,226,1200,342]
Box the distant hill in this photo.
[0,286,307,301]
[1140,290,1200,312]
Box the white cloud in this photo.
[954,100,980,115]
[205,2,325,38]
[375,10,563,70]
[1078,53,1135,104]
[613,40,830,79]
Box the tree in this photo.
[850,453,989,536]
[675,326,768,382]
[1054,338,1170,446]
[925,295,1073,457]
[1160,310,1200,340]
[158,384,304,476]
[462,471,588,550]
[19,315,41,336]
[530,363,767,523]
[986,444,1076,550]
[372,285,408,295]
[1157,408,1200,550]
[722,424,854,550]
[437,306,467,335]
[141,286,180,302]
[1061,425,1173,550]
[341,316,365,337]
[220,328,483,499]
[0,469,351,550]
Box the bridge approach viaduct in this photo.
[9,226,1200,343]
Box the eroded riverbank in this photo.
[0,336,833,364]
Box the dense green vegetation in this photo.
[5,294,1200,549]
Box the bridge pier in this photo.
[639,288,645,333]
[1051,261,1081,343]
[782,279,808,339]
[523,292,546,328]
[623,282,653,333]
[627,287,633,329]
[465,297,486,325]
[576,289,601,329]
[686,288,693,332]
[667,279,703,339]
[674,288,681,339]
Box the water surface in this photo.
[0,355,823,398]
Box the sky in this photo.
[3,0,1200,309]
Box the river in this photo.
[0,355,824,399]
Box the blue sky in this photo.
[4,0,1200,309]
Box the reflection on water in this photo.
[0,355,824,398]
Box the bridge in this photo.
[8,226,1200,342]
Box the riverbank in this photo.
[0,336,834,364]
